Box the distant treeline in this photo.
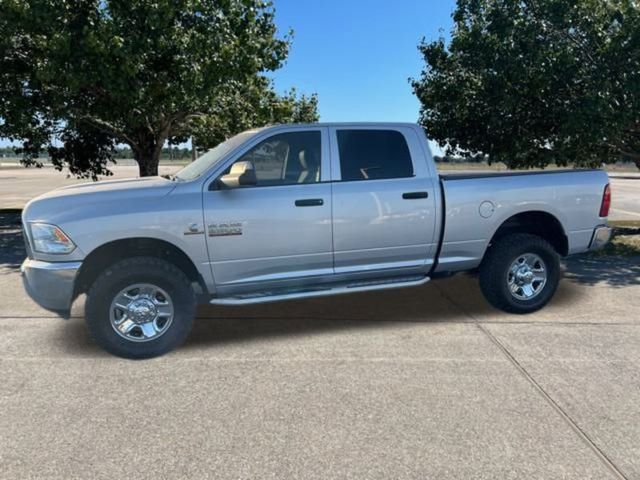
[434,155,487,163]
[113,147,193,161]
[0,146,193,161]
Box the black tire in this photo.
[479,233,560,314]
[85,257,196,359]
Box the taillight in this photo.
[599,184,611,217]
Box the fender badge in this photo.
[208,222,243,237]
[184,223,204,235]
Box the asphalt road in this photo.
[609,175,640,220]
[1,212,640,478]
[0,165,638,221]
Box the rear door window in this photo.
[337,130,414,181]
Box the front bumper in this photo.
[21,259,82,315]
[589,225,613,250]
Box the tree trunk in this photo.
[635,157,640,171]
[134,149,160,177]
[131,127,172,177]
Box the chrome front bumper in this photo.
[589,225,613,250]
[21,259,82,314]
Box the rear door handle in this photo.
[295,198,324,207]
[402,191,429,199]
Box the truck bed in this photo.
[434,168,609,273]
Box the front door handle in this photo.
[295,198,324,207]
[402,191,429,199]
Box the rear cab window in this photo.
[336,129,414,181]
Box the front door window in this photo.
[235,131,322,186]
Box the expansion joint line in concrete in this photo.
[431,283,628,480]
[477,323,628,480]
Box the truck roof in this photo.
[260,122,421,131]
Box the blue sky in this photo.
[271,0,456,122]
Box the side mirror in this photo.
[217,161,257,189]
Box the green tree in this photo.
[0,0,315,178]
[412,0,640,170]
[188,76,319,150]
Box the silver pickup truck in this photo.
[21,123,612,358]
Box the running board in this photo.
[210,275,430,306]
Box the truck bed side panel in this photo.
[435,170,609,273]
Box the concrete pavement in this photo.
[1,241,640,477]
[2,168,640,478]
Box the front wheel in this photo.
[85,257,196,359]
[479,233,560,314]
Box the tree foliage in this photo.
[0,0,318,178]
[412,0,640,169]
[187,76,319,151]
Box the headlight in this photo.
[30,223,76,254]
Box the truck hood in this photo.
[23,176,177,224]
[37,176,173,199]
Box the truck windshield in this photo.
[174,130,260,181]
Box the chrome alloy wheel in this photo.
[506,253,547,301]
[109,283,174,342]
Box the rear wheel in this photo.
[85,257,196,359]
[479,233,560,314]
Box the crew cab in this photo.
[21,123,612,358]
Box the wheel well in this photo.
[489,211,568,256]
[74,238,207,298]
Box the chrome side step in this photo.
[210,275,430,306]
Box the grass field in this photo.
[610,220,640,228]
[591,232,640,256]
